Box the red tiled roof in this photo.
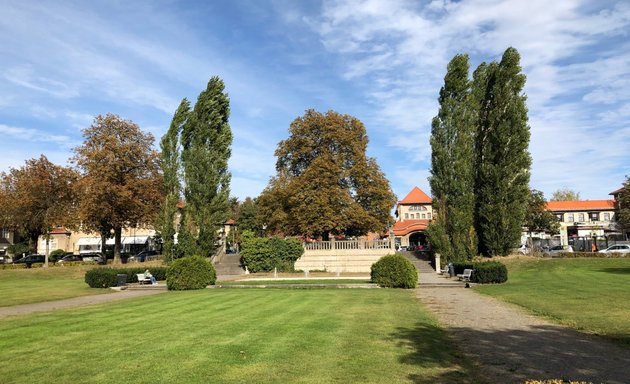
[393,219,430,236]
[400,187,432,204]
[225,219,236,225]
[546,200,616,212]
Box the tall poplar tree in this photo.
[429,54,477,262]
[474,48,532,256]
[181,77,233,256]
[157,99,190,261]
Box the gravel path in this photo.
[417,284,630,384]
[0,289,165,318]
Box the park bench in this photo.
[136,273,152,285]
[457,269,473,282]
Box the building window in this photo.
[427,212,431,219]
[421,213,426,219]
[567,213,574,222]
[416,213,420,219]
[589,212,599,221]
[405,213,409,219]
[578,213,584,222]
[555,214,563,222]
[603,212,610,221]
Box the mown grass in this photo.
[0,289,484,384]
[476,257,630,346]
[0,266,107,307]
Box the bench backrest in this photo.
[462,269,472,277]
[137,273,147,280]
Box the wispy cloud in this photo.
[310,0,630,198]
[0,124,73,145]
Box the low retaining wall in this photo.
[296,240,394,273]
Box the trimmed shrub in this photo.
[84,266,169,287]
[471,261,507,284]
[371,254,418,288]
[166,256,216,290]
[452,261,507,284]
[240,231,304,273]
[49,249,66,262]
[556,251,625,258]
[85,268,119,288]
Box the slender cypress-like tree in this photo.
[158,99,190,261]
[181,77,233,256]
[474,48,531,256]
[429,54,477,261]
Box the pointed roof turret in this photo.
[400,187,432,204]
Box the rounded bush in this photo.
[49,249,66,262]
[166,256,216,290]
[371,254,418,288]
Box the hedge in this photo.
[84,266,169,288]
[371,254,418,288]
[452,261,508,284]
[240,231,304,273]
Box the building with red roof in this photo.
[392,186,433,249]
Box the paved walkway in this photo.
[417,270,630,384]
[0,289,164,318]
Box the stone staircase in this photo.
[400,251,466,288]
[214,253,246,277]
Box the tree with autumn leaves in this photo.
[258,109,396,239]
[73,114,163,264]
[0,155,77,266]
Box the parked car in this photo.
[128,250,158,263]
[14,254,45,267]
[58,254,84,264]
[598,244,630,255]
[0,255,10,264]
[517,244,530,255]
[81,252,105,263]
[542,245,573,257]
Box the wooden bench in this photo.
[136,273,152,285]
[457,269,473,282]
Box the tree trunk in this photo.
[101,232,107,263]
[114,227,122,264]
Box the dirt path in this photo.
[0,289,165,318]
[417,285,630,384]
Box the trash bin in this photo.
[116,274,127,287]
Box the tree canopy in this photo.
[0,155,77,265]
[73,114,163,263]
[180,77,233,257]
[616,176,630,238]
[428,47,532,258]
[258,109,396,239]
[550,188,581,201]
[523,189,559,243]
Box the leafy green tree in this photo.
[258,110,396,239]
[180,77,233,256]
[523,189,560,247]
[429,54,477,261]
[73,114,163,264]
[236,197,260,235]
[474,48,532,256]
[0,155,77,266]
[158,99,190,262]
[616,176,630,238]
[550,188,581,201]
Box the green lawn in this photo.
[476,257,630,345]
[0,266,107,307]
[0,289,484,384]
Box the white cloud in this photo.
[0,124,72,146]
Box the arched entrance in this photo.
[409,232,427,248]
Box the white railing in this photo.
[303,239,392,251]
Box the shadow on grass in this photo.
[393,323,630,384]
[390,323,486,384]
[596,267,630,275]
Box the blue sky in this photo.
[1,0,629,202]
